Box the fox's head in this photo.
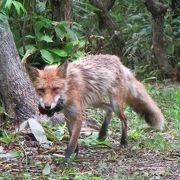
[25,61,69,112]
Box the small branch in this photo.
[145,0,175,78]
[21,19,26,55]
[89,0,124,57]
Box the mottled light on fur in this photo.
[38,55,165,130]
[66,55,164,129]
[26,54,165,162]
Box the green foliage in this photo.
[0,0,179,77]
[0,130,15,144]
[79,134,110,146]
[0,99,8,117]
[0,0,26,15]
[41,119,68,141]
[22,17,85,65]
[0,84,179,179]
[0,0,86,66]
[112,1,179,77]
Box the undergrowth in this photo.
[0,84,179,179]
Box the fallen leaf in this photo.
[42,163,51,176]
[28,118,51,144]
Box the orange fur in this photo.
[26,54,165,162]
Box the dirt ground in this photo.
[0,131,179,179]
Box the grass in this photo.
[0,83,179,179]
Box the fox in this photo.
[25,54,165,162]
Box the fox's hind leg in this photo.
[118,109,128,146]
[96,103,112,141]
[110,90,128,146]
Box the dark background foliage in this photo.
[0,0,179,79]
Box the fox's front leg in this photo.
[64,105,83,162]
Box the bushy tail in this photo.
[125,76,164,130]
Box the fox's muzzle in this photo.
[38,102,64,117]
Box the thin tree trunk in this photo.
[89,0,124,58]
[51,0,72,22]
[145,0,175,78]
[171,0,180,18]
[98,0,116,29]
[0,19,39,122]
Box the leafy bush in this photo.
[0,0,179,77]
[0,0,86,66]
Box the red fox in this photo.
[25,54,165,162]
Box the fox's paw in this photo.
[98,134,107,141]
[120,139,128,148]
[98,129,107,141]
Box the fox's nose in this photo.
[44,105,51,110]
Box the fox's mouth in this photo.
[38,103,64,117]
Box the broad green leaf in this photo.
[39,35,53,42]
[72,51,86,59]
[49,49,67,57]
[0,0,6,12]
[96,140,110,146]
[42,163,51,176]
[0,131,13,144]
[68,29,78,40]
[12,1,26,15]
[64,28,77,40]
[79,134,98,145]
[53,55,62,63]
[12,1,21,15]
[25,45,37,54]
[39,17,51,26]
[35,21,45,34]
[55,26,64,39]
[5,0,12,10]
[19,45,37,56]
[64,42,74,53]
[40,49,54,64]
[35,18,51,32]
[44,128,59,141]
[79,40,85,48]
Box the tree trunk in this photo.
[171,0,180,18]
[98,0,116,29]
[145,0,175,78]
[51,0,72,22]
[89,0,124,58]
[0,19,39,122]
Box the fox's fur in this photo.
[26,54,165,162]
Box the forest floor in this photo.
[0,83,179,179]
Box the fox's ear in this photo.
[57,60,69,77]
[25,64,40,82]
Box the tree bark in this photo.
[51,0,72,22]
[145,0,175,78]
[98,0,116,29]
[0,19,39,122]
[89,0,124,58]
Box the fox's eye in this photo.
[52,87,60,92]
[37,88,44,94]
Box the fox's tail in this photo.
[125,72,164,130]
